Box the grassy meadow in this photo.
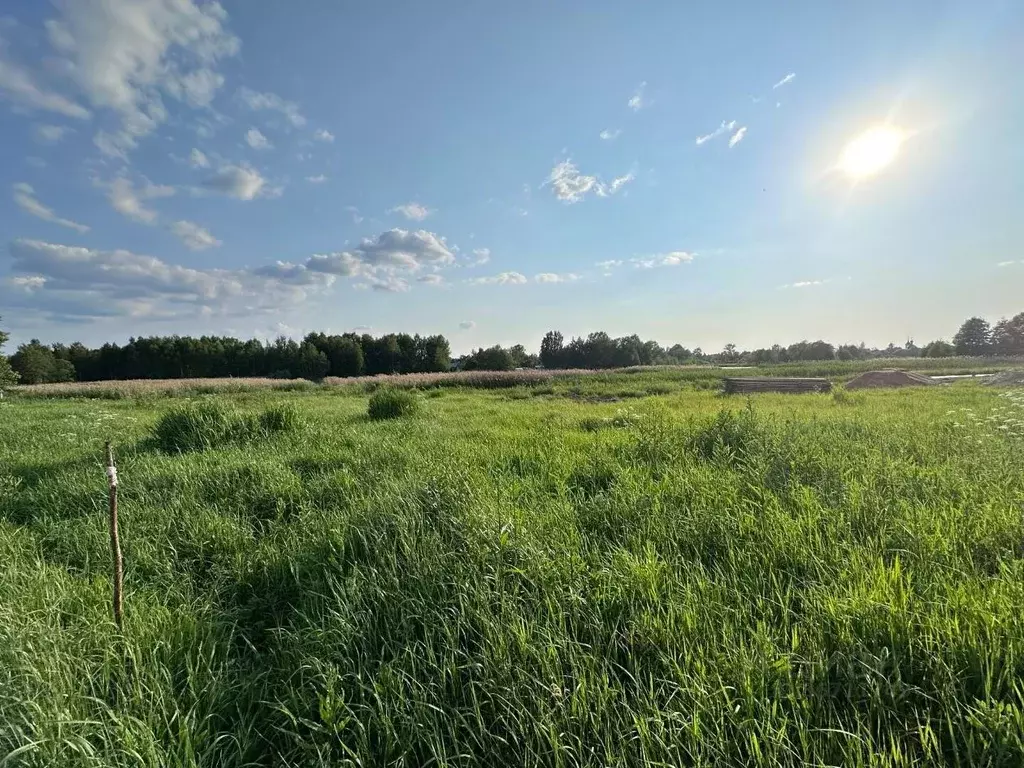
[2,373,1024,766]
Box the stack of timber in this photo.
[722,377,831,395]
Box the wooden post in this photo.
[105,442,123,630]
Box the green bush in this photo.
[368,388,420,420]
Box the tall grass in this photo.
[1,380,1023,765]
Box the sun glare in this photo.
[837,126,905,179]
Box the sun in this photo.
[837,126,905,179]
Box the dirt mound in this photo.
[845,369,937,390]
[983,369,1024,387]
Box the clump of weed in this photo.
[153,401,300,451]
[688,403,768,463]
[368,388,420,420]
[259,404,302,433]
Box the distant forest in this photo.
[1,312,1021,385]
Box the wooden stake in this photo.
[105,441,123,630]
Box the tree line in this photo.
[1,311,1021,385]
[0,328,450,385]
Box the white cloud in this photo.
[470,247,490,266]
[304,229,456,281]
[44,0,240,156]
[546,159,633,204]
[780,279,826,289]
[305,174,327,183]
[369,276,409,293]
[34,124,71,143]
[632,251,695,269]
[0,37,91,119]
[534,272,579,283]
[390,202,432,221]
[595,259,623,273]
[237,86,305,127]
[169,219,220,250]
[459,320,475,330]
[469,271,528,286]
[313,128,334,142]
[202,164,267,200]
[728,126,747,148]
[5,238,331,320]
[773,72,796,89]
[996,260,1021,267]
[103,175,174,224]
[695,120,736,146]
[12,182,90,233]
[599,128,621,141]
[628,81,647,112]
[245,127,271,150]
[345,205,364,224]
[606,171,635,195]
[189,148,209,168]
[417,274,444,286]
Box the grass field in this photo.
[2,376,1024,766]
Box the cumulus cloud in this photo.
[546,159,634,203]
[43,0,240,156]
[5,238,331,321]
[245,127,271,150]
[773,72,796,89]
[534,272,579,283]
[12,183,90,233]
[369,276,409,293]
[416,274,444,285]
[695,120,736,146]
[632,251,694,269]
[34,124,71,143]
[628,81,647,111]
[313,128,334,142]
[202,164,267,200]
[237,86,305,127]
[305,174,327,183]
[0,37,91,119]
[390,202,432,221]
[189,148,209,168]
[469,247,490,266]
[728,126,747,148]
[169,220,220,251]
[595,259,623,271]
[599,128,621,140]
[459,320,475,330]
[304,228,455,281]
[103,175,174,224]
[469,271,528,286]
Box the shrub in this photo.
[368,388,420,420]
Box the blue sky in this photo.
[1,0,1022,353]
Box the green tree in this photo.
[953,317,992,356]
[294,342,330,381]
[421,335,451,372]
[463,345,514,371]
[0,318,19,386]
[990,313,1024,356]
[539,331,564,369]
[922,340,955,358]
[10,340,75,384]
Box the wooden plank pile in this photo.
[723,377,831,395]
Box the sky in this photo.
[1,0,1022,354]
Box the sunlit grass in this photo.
[1,380,1023,765]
